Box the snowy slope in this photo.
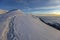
[38,16,60,30]
[0,9,60,40]
[0,9,24,40]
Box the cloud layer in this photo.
[0,0,60,14]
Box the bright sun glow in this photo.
[51,10,60,15]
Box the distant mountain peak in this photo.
[9,9,19,11]
[0,9,8,14]
[6,9,24,14]
[4,9,25,17]
[7,9,22,13]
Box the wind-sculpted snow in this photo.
[7,16,17,40]
[38,16,60,30]
[0,9,23,40]
[6,14,60,40]
[1,9,60,40]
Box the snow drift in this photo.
[0,9,60,40]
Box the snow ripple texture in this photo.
[7,16,19,40]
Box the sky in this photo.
[0,0,60,14]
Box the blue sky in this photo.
[0,0,60,14]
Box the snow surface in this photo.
[38,16,60,30]
[0,9,60,40]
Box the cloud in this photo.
[33,5,60,10]
[18,0,60,14]
[24,5,60,12]
[48,10,60,14]
[31,11,42,14]
[0,0,60,14]
[22,5,60,13]
[48,0,60,5]
[14,0,30,7]
[30,9,60,14]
